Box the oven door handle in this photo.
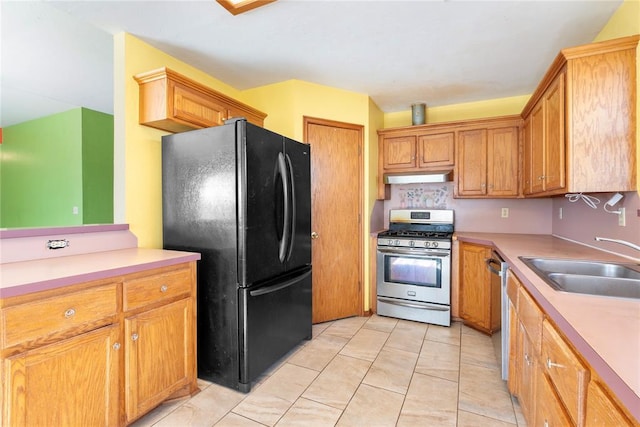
[377,248,449,258]
[377,297,450,311]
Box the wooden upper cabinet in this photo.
[521,35,638,195]
[383,135,417,169]
[134,67,267,133]
[457,129,487,196]
[377,125,456,199]
[418,132,455,168]
[455,116,521,198]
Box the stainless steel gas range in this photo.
[376,209,454,326]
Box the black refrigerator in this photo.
[162,118,312,392]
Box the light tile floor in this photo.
[133,315,526,427]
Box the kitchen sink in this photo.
[519,257,640,300]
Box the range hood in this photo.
[383,170,453,184]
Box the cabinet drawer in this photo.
[506,270,519,305]
[542,319,589,426]
[1,283,118,349]
[124,268,191,311]
[586,380,635,426]
[518,286,543,352]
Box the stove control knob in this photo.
[424,241,431,248]
[388,239,394,246]
[409,241,415,247]
[395,240,401,246]
[432,241,439,248]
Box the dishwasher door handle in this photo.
[485,257,502,276]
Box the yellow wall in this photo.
[593,0,640,192]
[116,33,254,248]
[384,94,530,128]
[242,80,383,311]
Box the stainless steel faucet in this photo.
[594,237,640,252]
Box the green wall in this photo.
[0,108,113,228]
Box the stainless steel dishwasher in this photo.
[486,250,509,381]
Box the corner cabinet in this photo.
[134,67,267,133]
[521,35,639,196]
[458,242,500,334]
[0,262,198,427]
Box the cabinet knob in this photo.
[64,308,76,318]
[113,342,121,351]
[524,353,531,366]
[160,285,168,293]
[311,232,319,239]
[131,333,139,342]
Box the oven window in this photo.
[384,255,441,288]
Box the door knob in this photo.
[311,232,319,239]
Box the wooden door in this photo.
[304,117,363,324]
[4,325,120,427]
[457,129,488,196]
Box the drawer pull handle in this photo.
[546,358,564,369]
[64,308,76,318]
[160,285,168,293]
[131,333,139,342]
[524,353,532,366]
[113,342,121,351]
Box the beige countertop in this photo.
[0,248,201,299]
[455,232,640,421]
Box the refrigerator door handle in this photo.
[277,152,291,263]
[250,269,312,297]
[285,153,296,262]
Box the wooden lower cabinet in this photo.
[125,298,194,422]
[506,269,638,427]
[459,242,500,334]
[3,325,121,427]
[1,262,198,427]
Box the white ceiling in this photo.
[1,0,623,127]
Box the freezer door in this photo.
[239,123,288,286]
[283,137,312,271]
[238,267,312,390]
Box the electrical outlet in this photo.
[558,207,563,219]
[72,206,79,215]
[501,208,509,218]
[618,207,626,226]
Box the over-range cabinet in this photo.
[162,118,312,392]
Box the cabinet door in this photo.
[417,132,454,168]
[519,326,537,425]
[487,127,519,196]
[459,243,492,332]
[530,101,545,194]
[4,325,120,427]
[543,72,566,193]
[521,117,533,195]
[507,297,519,396]
[125,298,194,423]
[535,371,573,427]
[457,129,488,196]
[382,135,417,169]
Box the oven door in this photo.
[376,247,451,306]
